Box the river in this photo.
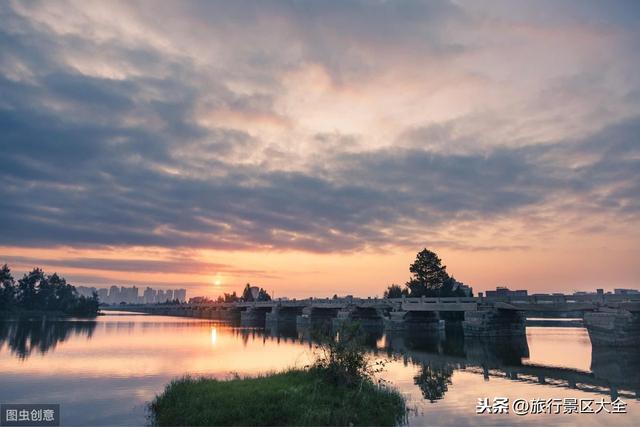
[0,311,638,426]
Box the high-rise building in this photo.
[157,289,174,302]
[109,286,121,304]
[173,289,187,303]
[143,287,157,304]
[97,288,109,303]
[90,285,186,304]
[156,290,166,302]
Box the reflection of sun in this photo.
[210,327,217,346]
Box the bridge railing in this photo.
[113,292,640,310]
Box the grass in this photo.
[149,369,407,426]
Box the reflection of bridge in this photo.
[105,293,640,347]
[254,323,640,401]
[384,334,640,401]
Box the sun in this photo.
[213,274,222,286]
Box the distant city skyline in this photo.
[76,285,187,304]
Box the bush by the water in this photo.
[0,265,99,317]
[150,369,405,426]
[310,321,386,387]
[150,322,406,426]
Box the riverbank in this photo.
[150,369,406,426]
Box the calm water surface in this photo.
[0,312,638,426]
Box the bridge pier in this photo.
[240,307,270,326]
[462,309,525,337]
[265,305,304,327]
[584,309,640,346]
[296,306,341,329]
[333,306,384,329]
[216,307,240,322]
[383,310,444,332]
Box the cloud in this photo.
[0,254,273,278]
[0,0,639,260]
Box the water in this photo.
[0,312,638,426]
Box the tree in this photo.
[17,268,45,310]
[242,283,271,302]
[405,249,451,297]
[441,275,470,297]
[223,291,239,302]
[381,249,472,298]
[242,283,254,302]
[1,265,98,316]
[0,264,16,309]
[49,273,76,312]
[383,284,408,299]
[70,292,100,316]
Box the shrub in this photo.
[310,321,386,387]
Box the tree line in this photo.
[383,249,472,298]
[0,264,99,317]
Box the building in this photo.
[451,280,473,297]
[119,286,139,303]
[485,286,528,298]
[109,286,121,304]
[614,288,640,295]
[73,285,186,305]
[173,289,187,303]
[157,289,174,303]
[143,287,157,304]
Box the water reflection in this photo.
[287,323,639,402]
[0,318,96,359]
[1,314,639,426]
[242,319,640,403]
[414,364,454,402]
[591,346,640,398]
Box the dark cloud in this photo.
[2,108,638,252]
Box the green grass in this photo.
[149,369,407,426]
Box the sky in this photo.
[1,0,639,298]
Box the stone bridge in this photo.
[105,293,640,346]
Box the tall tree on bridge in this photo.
[392,249,470,298]
[406,249,449,297]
